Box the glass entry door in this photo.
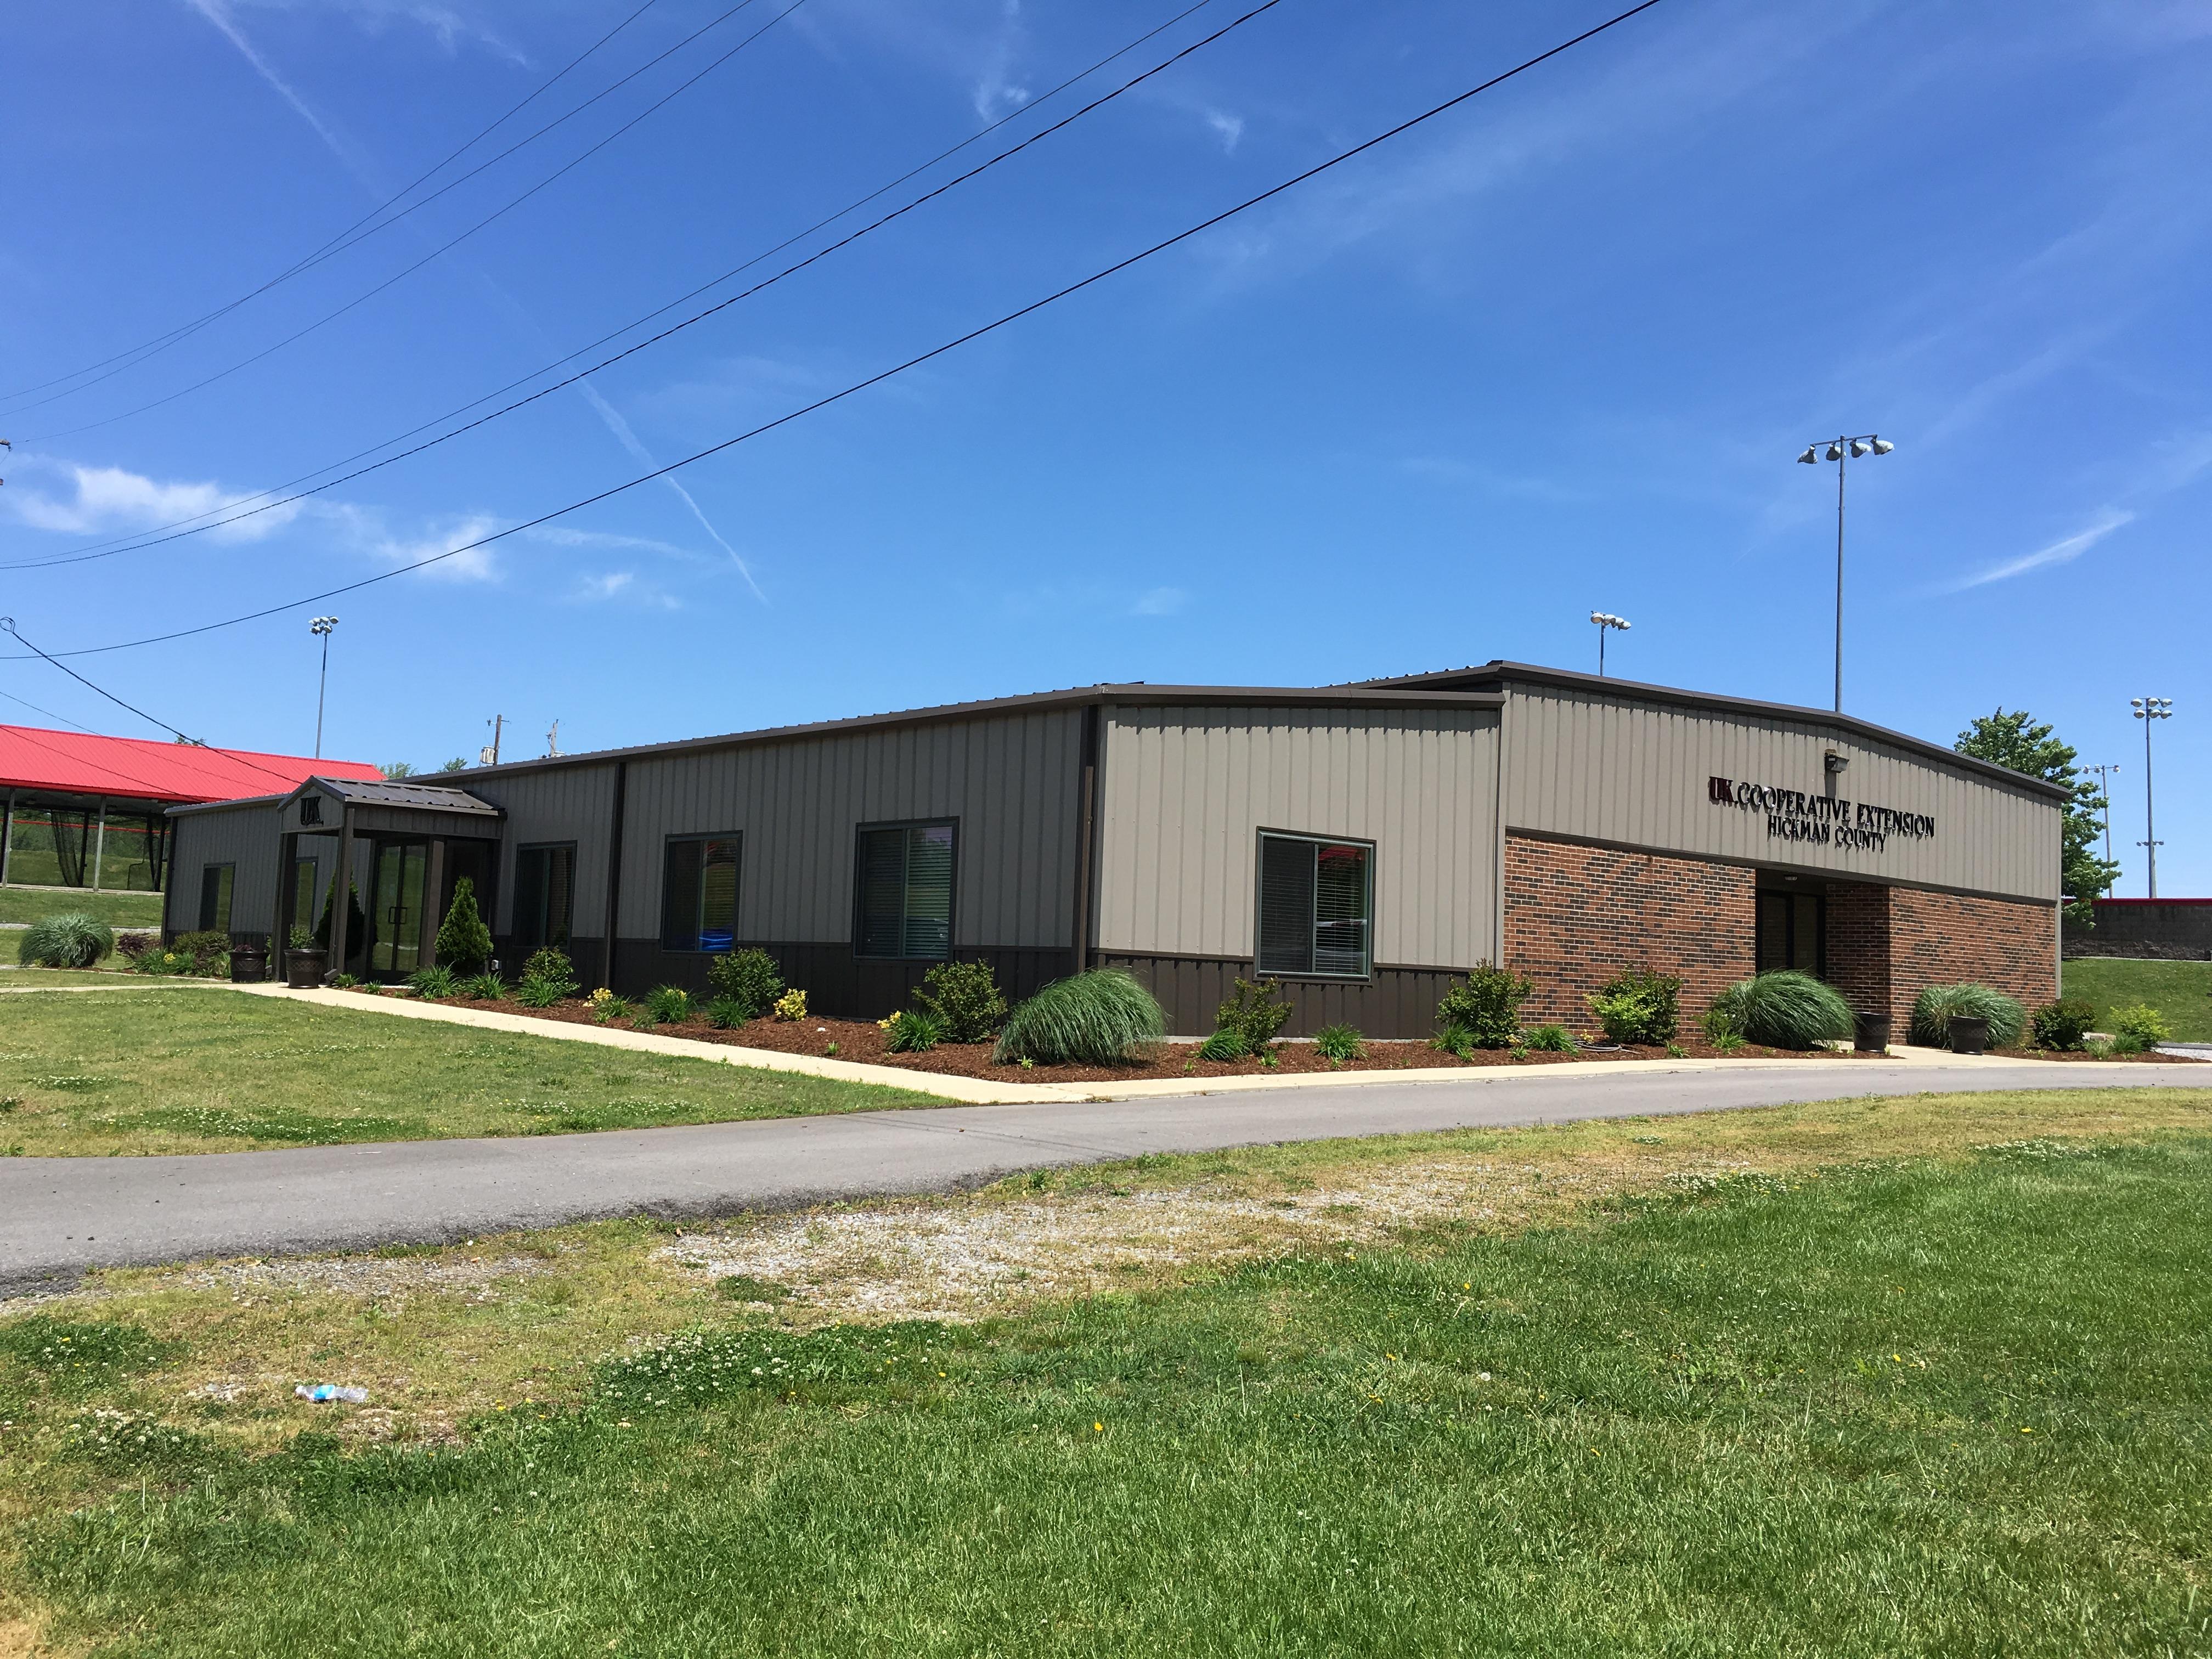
[369,842,428,978]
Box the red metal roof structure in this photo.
[0,725,383,805]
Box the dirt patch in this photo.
[425,993,1902,1081]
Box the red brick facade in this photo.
[1504,834,2058,1038]
[1503,836,1754,1027]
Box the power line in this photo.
[1,0,666,406]
[1,0,1667,665]
[8,0,810,438]
[0,685,99,733]
[0,0,1237,571]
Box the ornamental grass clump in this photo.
[1588,968,1681,1045]
[993,969,1166,1067]
[1313,1023,1363,1063]
[1705,970,1853,1050]
[19,913,113,969]
[1909,983,2026,1049]
[405,964,460,1000]
[1522,1023,1577,1053]
[641,985,693,1026]
[1195,1028,1248,1062]
[881,1009,946,1053]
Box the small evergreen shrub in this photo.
[641,985,693,1026]
[1587,968,1681,1045]
[1706,971,1853,1050]
[1523,1023,1577,1053]
[706,948,784,1019]
[912,961,1008,1042]
[1313,1023,1363,1063]
[2108,1003,2171,1052]
[993,969,1166,1066]
[2029,998,2096,1051]
[455,972,506,1001]
[18,913,113,968]
[285,923,314,951]
[1435,964,1532,1049]
[1909,984,2027,1049]
[523,947,579,991]
[772,988,808,1022]
[432,877,494,974]
[407,964,460,1000]
[1195,1028,1248,1063]
[704,995,749,1030]
[882,1009,945,1053]
[1215,978,1294,1057]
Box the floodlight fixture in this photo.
[1796,433,1896,713]
[1797,446,1819,465]
[1589,610,1631,676]
[309,617,341,758]
[2131,695,2176,896]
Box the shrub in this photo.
[1430,1023,1475,1060]
[704,995,749,1030]
[2029,998,2096,1052]
[1705,971,1853,1050]
[772,988,808,1022]
[1909,983,2027,1049]
[432,877,494,974]
[285,923,314,951]
[993,969,1166,1066]
[1435,963,1532,1048]
[1313,1023,1363,1063]
[641,985,693,1026]
[168,930,233,976]
[514,977,567,1009]
[912,961,1008,1043]
[1215,978,1294,1057]
[1587,968,1680,1045]
[882,1009,945,1053]
[115,931,157,962]
[455,972,506,1001]
[588,987,629,1023]
[706,949,783,1019]
[19,913,114,968]
[522,947,579,991]
[1195,1028,1248,1062]
[1523,1023,1577,1053]
[2108,1003,2171,1052]
[407,964,460,1000]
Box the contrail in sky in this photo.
[181,0,766,600]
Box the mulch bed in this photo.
[358,991,1922,1082]
[1985,1046,2197,1064]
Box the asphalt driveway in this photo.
[4,1060,2204,1296]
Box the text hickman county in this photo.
[1707,776,1937,853]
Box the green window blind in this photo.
[1255,833,1371,979]
[855,823,955,960]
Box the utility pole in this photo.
[309,617,339,759]
[2131,698,2174,898]
[1796,434,1894,712]
[480,714,506,768]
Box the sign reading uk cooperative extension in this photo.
[1706,776,1936,853]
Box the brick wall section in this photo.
[1823,882,1892,1019]
[1503,836,1754,1030]
[1889,888,2058,1030]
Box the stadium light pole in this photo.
[1589,611,1630,676]
[2131,697,2173,898]
[1797,434,1894,713]
[2086,762,2121,871]
[310,617,339,759]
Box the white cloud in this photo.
[1,457,299,542]
[1130,586,1187,616]
[330,507,505,582]
[569,569,679,610]
[524,524,708,563]
[1939,510,2135,592]
[1203,108,1244,153]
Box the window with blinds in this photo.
[515,843,576,952]
[661,834,740,952]
[1255,832,1372,978]
[854,822,955,960]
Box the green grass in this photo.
[0,989,936,1155]
[10,1128,2209,1655]
[2063,956,2212,1042]
[0,967,201,988]
[0,887,165,929]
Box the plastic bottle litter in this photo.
[295,1384,369,1403]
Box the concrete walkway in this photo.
[5,1057,2205,1296]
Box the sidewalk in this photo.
[215,983,2102,1107]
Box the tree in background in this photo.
[379,761,416,780]
[439,758,469,772]
[435,877,494,974]
[1955,709,2118,925]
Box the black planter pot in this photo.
[1853,1011,1891,1053]
[285,948,329,990]
[229,946,270,984]
[1947,1015,1990,1055]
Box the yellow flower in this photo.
[1093,1422,1103,1432]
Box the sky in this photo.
[3,0,2208,893]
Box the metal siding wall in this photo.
[1500,689,2058,901]
[1094,706,1500,968]
[606,708,1082,947]
[168,804,281,935]
[464,765,617,932]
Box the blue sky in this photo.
[3,0,2208,892]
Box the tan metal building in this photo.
[166,663,2064,1037]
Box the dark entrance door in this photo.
[1756,888,1826,975]
[368,841,428,978]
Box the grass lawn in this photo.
[0,988,936,1156]
[0,968,200,988]
[3,1086,2208,1656]
[2063,956,2212,1041]
[0,887,165,930]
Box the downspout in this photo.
[1491,693,1510,968]
[600,760,629,992]
[1070,703,1101,974]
